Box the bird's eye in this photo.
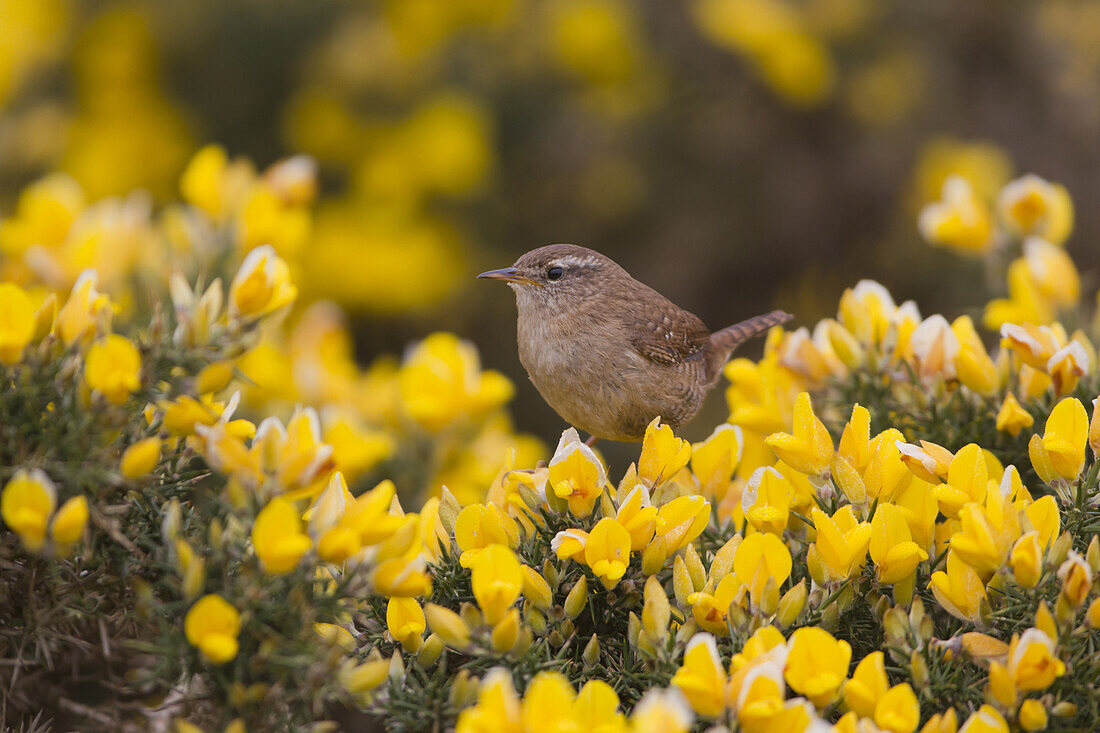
[547,266,564,281]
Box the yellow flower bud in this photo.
[417,634,445,667]
[490,608,520,653]
[582,634,600,666]
[776,579,807,628]
[987,661,1016,708]
[387,597,426,652]
[1018,699,1048,732]
[520,565,553,611]
[424,603,471,650]
[1010,531,1044,589]
[471,544,522,625]
[1086,597,1100,628]
[563,575,588,619]
[50,495,89,547]
[1057,552,1092,608]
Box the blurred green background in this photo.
[3,0,1100,445]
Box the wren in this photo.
[479,244,792,441]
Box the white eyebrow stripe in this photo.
[553,255,601,268]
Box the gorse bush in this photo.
[2,151,1100,733]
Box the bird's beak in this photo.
[477,267,539,286]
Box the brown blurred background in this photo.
[3,0,1100,449]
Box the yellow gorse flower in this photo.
[1006,628,1065,692]
[454,501,521,568]
[471,543,522,625]
[547,428,608,518]
[184,594,241,665]
[584,516,632,589]
[741,466,792,535]
[1,468,56,551]
[733,531,792,606]
[809,505,871,583]
[227,244,298,321]
[930,551,986,625]
[0,282,36,364]
[764,391,833,477]
[398,332,514,433]
[671,633,727,718]
[57,270,112,346]
[251,496,312,574]
[0,469,87,555]
[869,502,928,585]
[997,174,1074,244]
[455,668,522,733]
[638,417,692,486]
[1029,397,1088,487]
[995,393,1033,437]
[84,334,142,404]
[874,683,920,733]
[691,423,743,498]
[843,650,888,718]
[918,175,995,255]
[386,597,426,652]
[783,626,850,708]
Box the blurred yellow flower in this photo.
[228,244,298,321]
[399,332,514,433]
[387,597,426,652]
[1,469,56,551]
[1007,628,1064,691]
[50,495,89,548]
[85,334,142,404]
[843,650,887,718]
[0,282,36,364]
[455,668,522,733]
[57,269,112,346]
[918,176,995,255]
[995,393,1033,437]
[184,594,241,665]
[998,174,1074,244]
[251,497,312,574]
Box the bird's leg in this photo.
[585,435,600,448]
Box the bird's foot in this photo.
[584,435,600,448]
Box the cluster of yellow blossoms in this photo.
[6,155,1100,731]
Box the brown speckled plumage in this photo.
[479,244,792,441]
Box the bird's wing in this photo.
[629,307,710,365]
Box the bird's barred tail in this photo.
[707,310,794,381]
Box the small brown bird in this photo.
[478,244,792,441]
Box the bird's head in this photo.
[477,244,623,312]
